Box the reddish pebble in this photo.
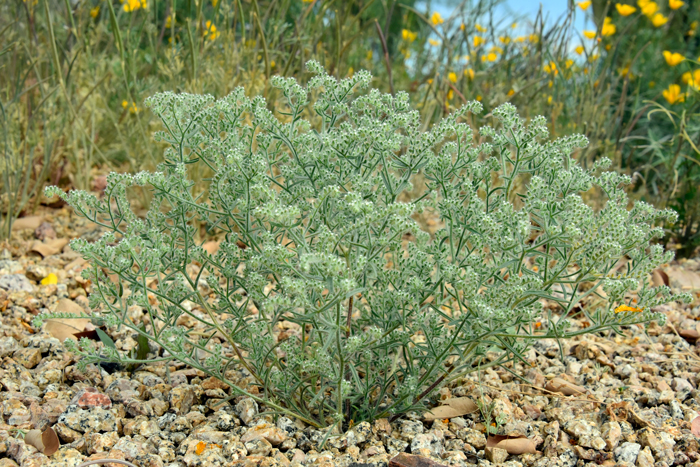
[71,387,112,409]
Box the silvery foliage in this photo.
[38,61,690,428]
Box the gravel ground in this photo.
[1,205,699,467]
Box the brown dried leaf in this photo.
[423,397,478,421]
[44,298,91,342]
[544,377,586,396]
[30,238,69,257]
[651,269,669,288]
[665,267,700,291]
[12,216,44,231]
[24,427,59,455]
[486,435,537,455]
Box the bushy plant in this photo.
[38,62,689,430]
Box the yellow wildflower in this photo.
[605,44,612,50]
[475,24,487,33]
[123,0,147,12]
[489,46,503,54]
[460,23,466,31]
[431,12,444,26]
[682,70,700,88]
[402,29,417,42]
[565,59,574,69]
[212,0,218,5]
[511,22,517,29]
[669,0,684,8]
[484,52,498,62]
[688,21,698,36]
[651,13,668,27]
[473,36,484,47]
[590,53,600,61]
[465,68,474,79]
[447,89,454,100]
[662,84,685,104]
[615,4,636,15]
[528,34,539,43]
[90,6,100,17]
[583,30,597,39]
[122,100,139,113]
[601,17,616,36]
[614,304,644,313]
[204,21,220,41]
[543,61,558,75]
[515,36,526,42]
[476,95,482,101]
[507,89,515,96]
[577,1,591,10]
[640,0,658,17]
[165,14,173,28]
[648,80,655,87]
[548,80,553,88]
[575,45,585,55]
[366,50,373,60]
[41,273,58,285]
[663,50,684,66]
[547,95,553,104]
[448,72,457,83]
[499,36,511,45]
[428,38,440,46]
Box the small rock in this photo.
[34,222,56,241]
[0,337,19,358]
[388,452,447,467]
[24,265,48,282]
[455,427,486,449]
[410,432,444,458]
[0,274,33,293]
[601,421,622,450]
[241,422,288,446]
[672,378,693,399]
[485,446,509,464]
[86,431,119,454]
[236,397,259,426]
[615,442,641,464]
[169,385,196,415]
[57,405,118,433]
[104,379,143,403]
[636,446,655,467]
[245,438,272,456]
[70,387,112,409]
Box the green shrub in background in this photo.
[38,63,690,429]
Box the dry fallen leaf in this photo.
[24,427,59,455]
[664,266,700,291]
[11,216,44,231]
[651,268,669,288]
[486,435,538,455]
[30,238,70,257]
[544,377,586,396]
[423,397,478,421]
[44,298,91,342]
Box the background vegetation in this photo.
[1,0,699,253]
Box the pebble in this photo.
[614,442,641,464]
[236,397,259,426]
[0,274,33,292]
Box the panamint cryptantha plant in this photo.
[38,61,690,430]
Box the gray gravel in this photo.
[1,207,699,467]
